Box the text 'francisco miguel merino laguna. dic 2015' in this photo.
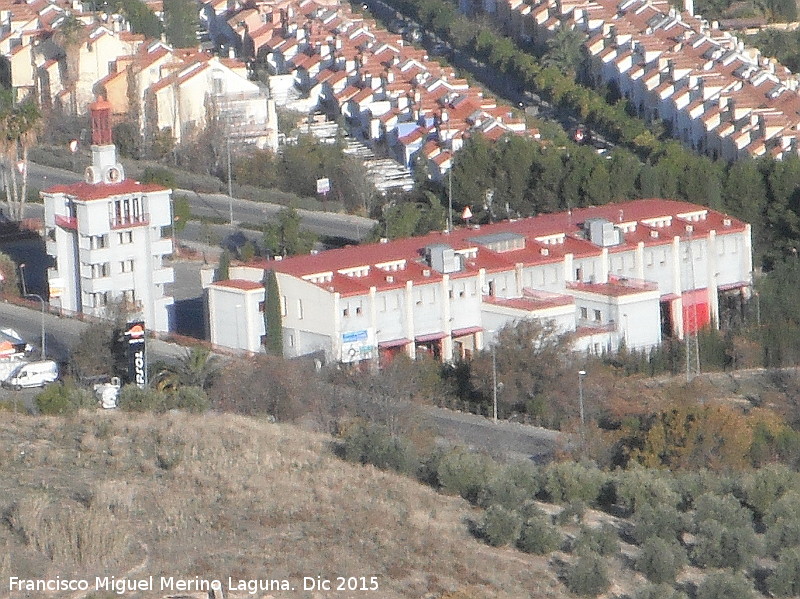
[8,576,296,595]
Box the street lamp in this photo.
[492,343,498,423]
[18,263,26,296]
[25,294,45,360]
[578,370,587,445]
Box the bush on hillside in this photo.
[572,523,619,557]
[696,571,755,599]
[632,503,687,544]
[436,449,496,503]
[517,513,561,554]
[542,461,605,505]
[341,423,418,475]
[636,537,686,584]
[480,504,522,547]
[35,382,94,415]
[564,551,610,597]
[477,462,540,509]
[769,547,800,597]
[633,583,688,599]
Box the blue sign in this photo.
[342,330,368,343]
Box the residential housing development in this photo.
[493,0,800,161]
[205,199,753,363]
[42,100,175,332]
[1,0,278,151]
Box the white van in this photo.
[4,360,59,390]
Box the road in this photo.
[25,162,376,242]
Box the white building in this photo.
[42,98,174,332]
[205,199,752,362]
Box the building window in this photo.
[580,307,588,319]
[343,307,349,317]
[280,296,287,317]
[594,309,602,322]
[89,234,107,249]
[123,289,135,303]
[355,304,362,315]
[646,251,653,266]
[120,259,134,273]
[297,299,304,319]
[258,301,265,313]
[118,231,133,245]
[487,281,495,296]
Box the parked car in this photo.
[3,360,59,390]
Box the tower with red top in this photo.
[85,97,125,185]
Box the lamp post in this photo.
[18,263,26,296]
[578,370,587,446]
[25,294,45,359]
[492,343,498,423]
[442,110,453,233]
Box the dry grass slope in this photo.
[0,412,568,599]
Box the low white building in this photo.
[205,199,752,362]
[42,98,174,332]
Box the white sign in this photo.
[340,328,375,363]
[316,177,331,195]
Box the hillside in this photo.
[0,411,570,599]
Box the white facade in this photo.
[42,101,174,332]
[205,200,753,362]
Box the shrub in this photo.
[766,516,800,557]
[769,547,800,597]
[614,467,679,514]
[633,583,688,599]
[117,385,167,413]
[636,537,686,584]
[35,382,94,415]
[696,571,755,599]
[742,464,796,520]
[632,503,687,544]
[543,461,605,505]
[573,523,619,557]
[691,519,759,569]
[341,424,418,475]
[481,505,522,547]
[477,462,540,509]
[694,493,753,529]
[517,514,561,554]
[766,490,800,527]
[556,500,586,525]
[168,386,210,413]
[436,449,495,503]
[140,166,176,188]
[564,551,609,597]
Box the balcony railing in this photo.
[110,213,150,230]
[55,214,78,230]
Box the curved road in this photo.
[25,162,376,241]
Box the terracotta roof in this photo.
[44,180,167,201]
[212,279,264,291]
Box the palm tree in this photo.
[0,91,40,221]
[153,347,221,392]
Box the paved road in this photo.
[424,405,563,463]
[0,299,188,364]
[25,162,376,241]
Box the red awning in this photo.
[378,338,410,349]
[415,332,446,343]
[451,326,483,337]
[718,281,750,292]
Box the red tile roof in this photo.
[44,180,167,201]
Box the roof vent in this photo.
[422,269,431,277]
[650,230,659,238]
[386,275,394,283]
[723,217,732,227]
[541,248,549,256]
[274,255,283,261]
[686,224,693,232]
[380,237,389,244]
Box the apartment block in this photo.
[205,199,752,362]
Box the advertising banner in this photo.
[125,321,147,388]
